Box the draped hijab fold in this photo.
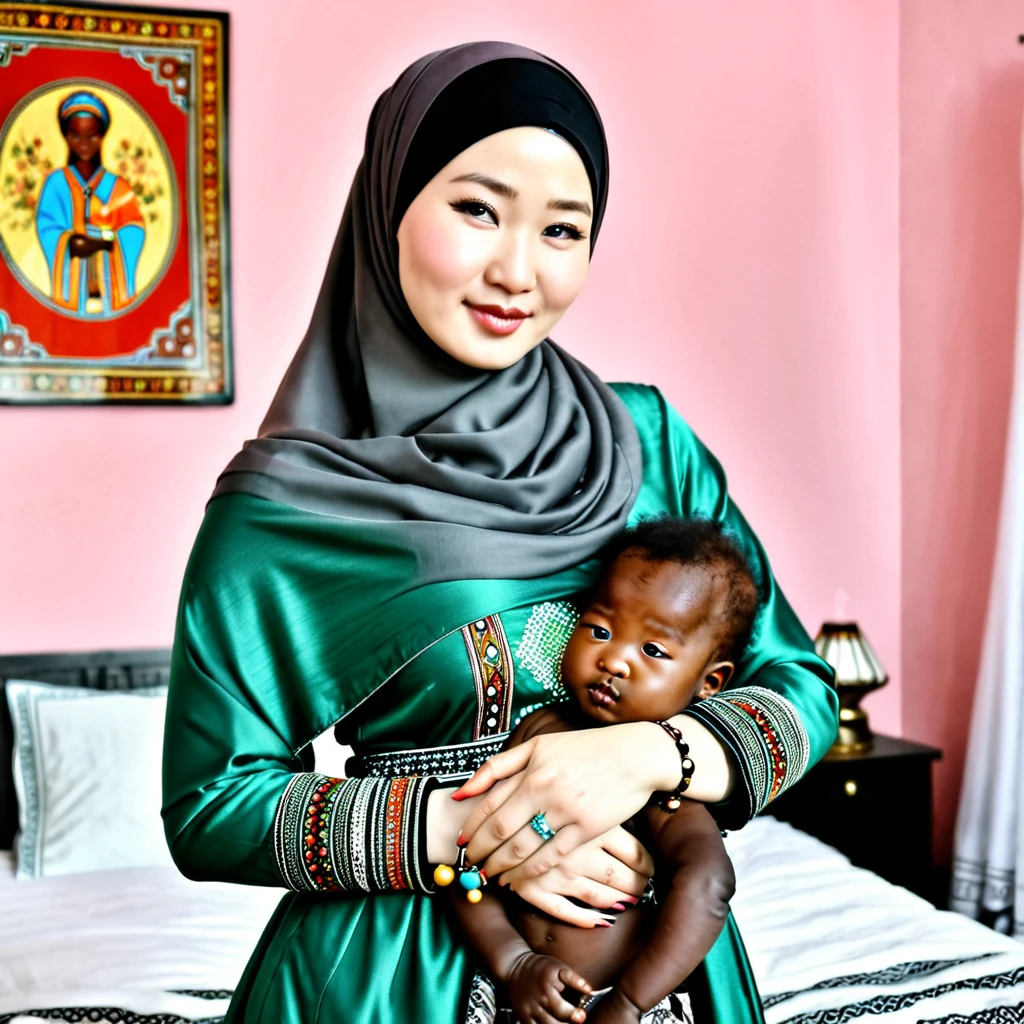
[213,42,641,581]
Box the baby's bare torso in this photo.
[510,896,654,989]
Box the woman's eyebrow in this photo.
[449,172,518,200]
[449,172,592,217]
[548,197,592,217]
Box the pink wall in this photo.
[1,2,903,797]
[900,0,1024,864]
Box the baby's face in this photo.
[560,551,731,725]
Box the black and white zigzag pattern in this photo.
[779,965,1024,1024]
[918,1003,1024,1024]
[763,955,1001,1009]
[166,992,232,1002]
[0,1011,223,1024]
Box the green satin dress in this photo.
[162,383,838,1024]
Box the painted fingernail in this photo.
[622,895,640,905]
[479,869,488,884]
[611,902,627,911]
[596,920,613,928]
[456,831,467,847]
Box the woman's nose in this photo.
[485,231,536,295]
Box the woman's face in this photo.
[65,114,104,163]
[396,126,594,370]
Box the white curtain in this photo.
[949,113,1024,938]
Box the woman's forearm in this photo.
[426,786,482,864]
[634,718,735,805]
[666,716,735,803]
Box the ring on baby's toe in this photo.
[529,811,557,842]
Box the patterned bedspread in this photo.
[3,820,1024,1023]
[728,819,1024,1023]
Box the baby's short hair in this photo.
[602,516,759,664]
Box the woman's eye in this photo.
[543,223,585,241]
[642,642,670,659]
[450,199,497,225]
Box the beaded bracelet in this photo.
[654,720,695,812]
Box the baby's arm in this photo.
[590,802,734,1023]
[448,708,593,1024]
[450,892,591,1024]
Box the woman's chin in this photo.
[427,326,545,370]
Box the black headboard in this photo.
[0,649,172,851]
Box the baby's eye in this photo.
[582,623,611,641]
[642,642,671,659]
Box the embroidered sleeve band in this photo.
[682,685,810,822]
[273,773,439,895]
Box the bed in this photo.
[2,651,1023,1024]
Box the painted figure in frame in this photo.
[35,91,146,317]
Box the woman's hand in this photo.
[499,825,653,927]
[68,234,111,258]
[455,722,679,873]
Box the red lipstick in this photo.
[465,302,533,336]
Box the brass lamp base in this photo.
[828,706,874,757]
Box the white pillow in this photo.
[5,679,175,879]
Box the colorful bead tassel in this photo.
[434,847,484,902]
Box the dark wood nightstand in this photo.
[761,734,942,902]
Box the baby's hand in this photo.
[587,988,643,1024]
[506,951,592,1024]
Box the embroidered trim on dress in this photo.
[515,600,579,701]
[273,771,437,894]
[463,616,515,738]
[347,734,509,783]
[683,685,810,816]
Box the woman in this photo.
[162,42,838,1024]
[35,90,146,317]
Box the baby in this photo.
[450,516,759,1024]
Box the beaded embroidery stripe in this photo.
[463,616,515,738]
[351,735,508,781]
[350,734,509,781]
[331,779,360,892]
[406,778,432,891]
[301,777,345,891]
[272,773,305,890]
[515,600,579,701]
[684,686,810,814]
[385,777,410,890]
[273,772,437,894]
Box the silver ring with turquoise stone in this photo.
[529,811,557,842]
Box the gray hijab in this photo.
[213,41,642,582]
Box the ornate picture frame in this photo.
[0,2,231,404]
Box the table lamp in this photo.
[814,621,888,755]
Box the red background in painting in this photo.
[0,45,191,359]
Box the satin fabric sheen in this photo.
[163,385,838,1023]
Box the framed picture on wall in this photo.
[0,2,231,404]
